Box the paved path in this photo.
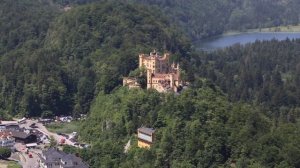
[124,139,131,153]
[14,143,39,168]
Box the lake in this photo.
[196,32,300,51]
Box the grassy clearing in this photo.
[0,160,21,168]
[257,24,300,32]
[7,161,21,168]
[224,24,300,36]
[46,121,81,134]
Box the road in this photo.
[14,143,39,168]
[21,150,39,168]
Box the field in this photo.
[45,121,81,134]
[0,160,21,168]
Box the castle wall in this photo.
[123,77,140,89]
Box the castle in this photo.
[123,50,183,93]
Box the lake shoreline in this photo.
[224,24,300,36]
[196,30,300,51]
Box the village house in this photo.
[0,131,15,148]
[39,148,88,168]
[9,131,37,144]
[123,50,184,93]
[0,123,20,132]
[137,127,155,149]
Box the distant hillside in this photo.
[54,0,300,40]
[0,0,59,55]
[133,0,300,40]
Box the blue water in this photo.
[197,32,300,51]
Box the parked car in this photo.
[18,117,26,124]
[60,138,66,144]
[30,125,38,128]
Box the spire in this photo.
[150,49,160,57]
[171,62,175,69]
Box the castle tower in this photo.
[147,70,153,89]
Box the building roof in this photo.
[0,121,18,125]
[140,50,169,61]
[5,124,20,130]
[10,131,32,139]
[0,132,13,140]
[41,148,65,164]
[26,143,38,147]
[41,148,89,168]
[152,74,170,79]
[0,123,19,129]
[61,154,89,168]
[138,127,155,135]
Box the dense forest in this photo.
[193,40,300,117]
[0,0,60,118]
[0,0,300,167]
[53,0,300,40]
[0,0,58,55]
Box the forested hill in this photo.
[75,84,300,167]
[53,0,300,40]
[0,1,190,118]
[0,0,60,118]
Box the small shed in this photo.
[137,127,155,148]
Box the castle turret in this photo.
[147,70,153,89]
[170,74,174,88]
